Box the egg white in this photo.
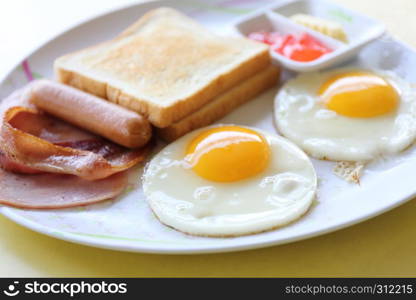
[274,69,416,161]
[142,125,317,237]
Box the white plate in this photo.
[1,0,416,254]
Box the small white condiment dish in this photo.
[232,0,386,72]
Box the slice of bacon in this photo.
[0,168,128,209]
[0,151,42,174]
[0,85,152,180]
[0,85,139,209]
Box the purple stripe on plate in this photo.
[22,60,34,82]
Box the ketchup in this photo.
[248,31,332,62]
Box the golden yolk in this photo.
[318,71,399,118]
[185,126,270,182]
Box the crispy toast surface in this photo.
[55,7,270,127]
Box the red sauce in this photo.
[248,31,332,62]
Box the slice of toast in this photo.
[54,7,270,128]
[157,65,280,141]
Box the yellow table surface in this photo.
[2,0,416,277]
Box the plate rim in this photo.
[0,0,164,84]
[1,0,416,254]
[2,185,415,254]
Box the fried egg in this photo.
[143,125,317,237]
[275,69,416,161]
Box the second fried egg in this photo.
[274,69,416,161]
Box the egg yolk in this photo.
[318,71,399,118]
[185,126,270,182]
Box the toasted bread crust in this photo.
[157,65,280,141]
[54,7,270,128]
[56,50,270,128]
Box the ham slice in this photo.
[0,168,128,209]
[0,83,150,209]
[0,85,152,180]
